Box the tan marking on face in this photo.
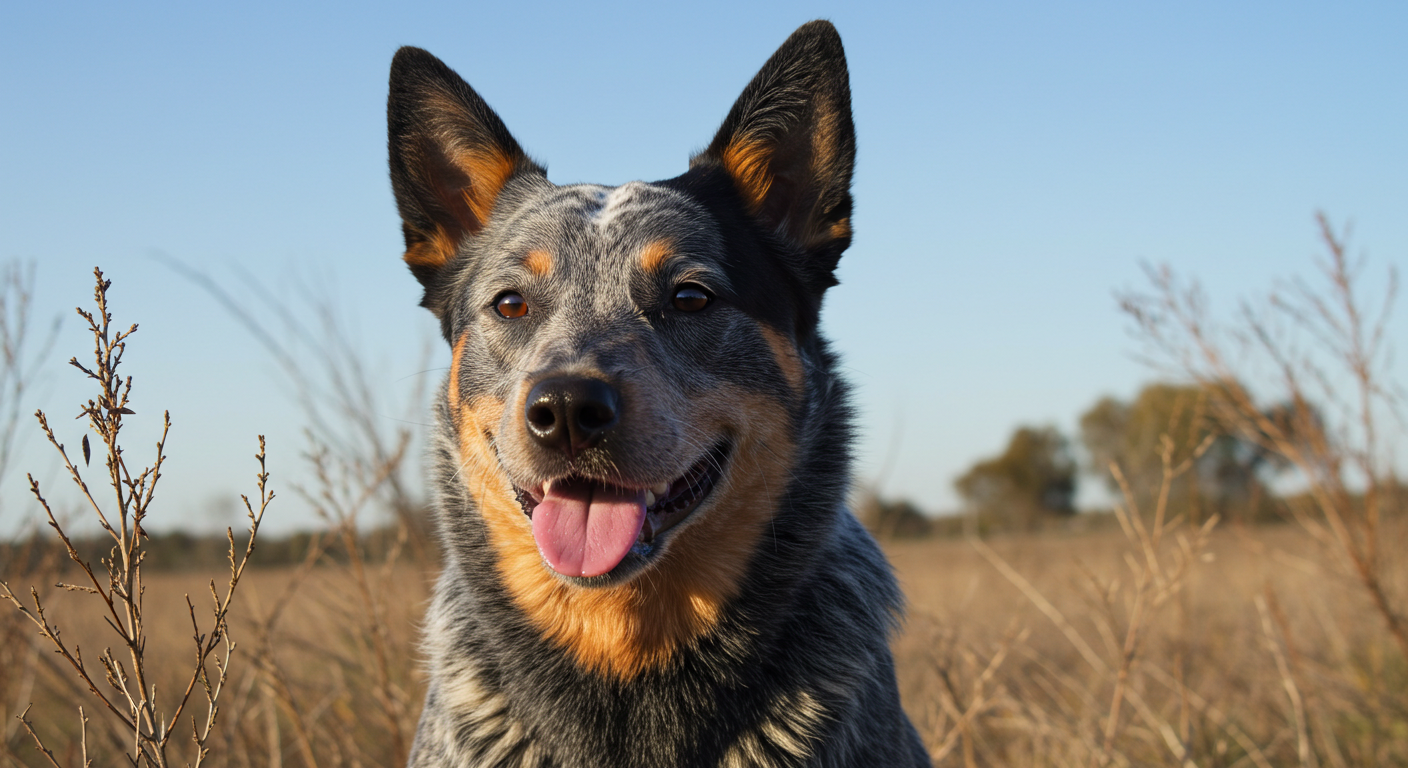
[523,249,553,277]
[459,384,795,681]
[720,138,774,215]
[638,240,673,274]
[758,325,805,393]
[447,333,468,413]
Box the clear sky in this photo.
[2,1,1405,534]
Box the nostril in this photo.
[527,403,557,431]
[577,403,615,431]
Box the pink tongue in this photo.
[531,480,647,578]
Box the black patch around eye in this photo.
[672,285,711,313]
[495,292,528,318]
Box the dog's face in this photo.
[389,22,854,677]
[443,181,789,580]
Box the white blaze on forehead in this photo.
[589,181,649,230]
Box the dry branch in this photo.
[1,268,272,767]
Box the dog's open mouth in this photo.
[513,443,729,578]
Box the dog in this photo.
[387,20,929,767]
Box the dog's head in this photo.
[389,21,854,677]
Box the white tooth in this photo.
[645,490,657,507]
[542,479,552,496]
[652,482,669,497]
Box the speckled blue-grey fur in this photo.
[389,20,929,768]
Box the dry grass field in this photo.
[3,556,434,768]
[890,523,1408,767]
[4,225,1403,765]
[5,517,1406,767]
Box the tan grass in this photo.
[6,217,1404,766]
[891,519,1408,767]
[13,521,1403,767]
[5,563,431,767]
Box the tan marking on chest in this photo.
[450,382,795,680]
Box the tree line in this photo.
[958,381,1317,530]
[865,380,1335,537]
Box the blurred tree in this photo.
[1078,382,1296,522]
[955,426,1077,531]
[856,493,933,540]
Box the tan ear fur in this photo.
[403,134,522,273]
[388,46,544,293]
[691,21,855,283]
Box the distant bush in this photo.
[954,425,1077,531]
[5,525,429,576]
[857,494,933,539]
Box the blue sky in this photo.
[2,1,1405,533]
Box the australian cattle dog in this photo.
[387,20,929,766]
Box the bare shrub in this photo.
[0,261,63,763]
[157,257,433,554]
[890,215,1407,767]
[937,427,1220,767]
[1120,213,1406,659]
[1,269,271,767]
[216,432,424,768]
[151,259,434,766]
[0,262,59,490]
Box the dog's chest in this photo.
[409,656,830,768]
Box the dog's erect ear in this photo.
[388,47,544,293]
[693,21,855,289]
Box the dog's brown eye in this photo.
[495,292,528,318]
[672,285,711,313]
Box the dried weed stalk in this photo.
[1120,213,1407,659]
[927,215,1406,766]
[0,261,59,490]
[1,260,63,763]
[0,268,272,767]
[966,419,1220,768]
[157,255,433,554]
[155,258,431,766]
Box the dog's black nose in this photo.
[524,377,621,456]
